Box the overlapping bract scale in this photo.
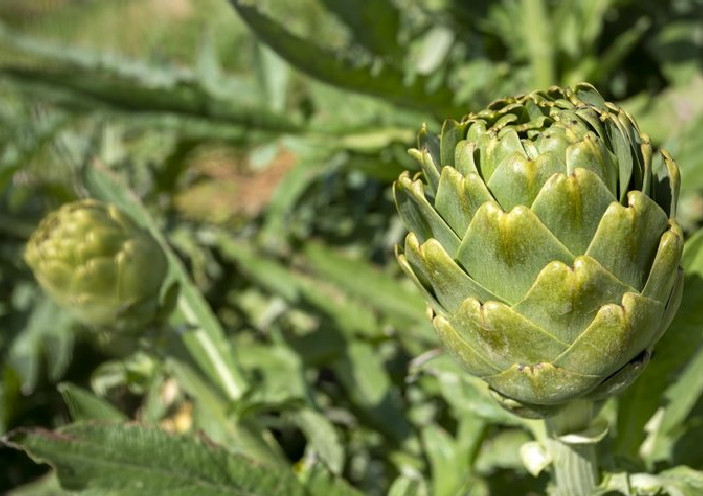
[393,83,684,416]
[25,200,168,331]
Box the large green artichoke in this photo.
[25,199,168,331]
[394,83,683,418]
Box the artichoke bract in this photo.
[394,83,683,418]
[25,199,168,331]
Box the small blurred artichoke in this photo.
[394,83,683,418]
[25,199,168,331]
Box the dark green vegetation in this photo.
[1,1,703,494]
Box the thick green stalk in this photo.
[545,400,599,496]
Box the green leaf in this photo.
[302,240,427,327]
[288,409,344,475]
[57,383,127,422]
[254,43,290,113]
[300,463,364,496]
[0,24,302,133]
[236,344,308,407]
[0,367,21,435]
[422,417,484,496]
[214,233,385,343]
[475,428,533,473]
[82,164,247,401]
[615,228,703,461]
[333,342,413,446]
[227,1,457,116]
[319,0,401,58]
[7,298,74,394]
[3,423,308,495]
[165,359,287,467]
[598,466,703,496]
[387,475,428,496]
[425,354,522,426]
[6,471,67,496]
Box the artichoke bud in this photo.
[394,83,683,418]
[25,199,169,332]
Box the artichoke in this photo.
[394,83,683,418]
[25,199,168,331]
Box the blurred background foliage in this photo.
[1,0,703,494]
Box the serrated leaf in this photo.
[228,1,457,116]
[3,423,308,495]
[0,24,302,133]
[58,383,127,422]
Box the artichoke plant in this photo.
[25,199,168,331]
[394,83,683,418]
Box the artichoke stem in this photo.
[544,399,599,496]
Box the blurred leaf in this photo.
[302,241,426,328]
[3,422,308,495]
[413,353,522,426]
[637,227,703,463]
[6,471,67,496]
[0,367,21,435]
[598,466,703,496]
[319,0,401,58]
[82,163,248,401]
[288,409,344,475]
[622,75,703,147]
[7,298,74,394]
[615,228,703,461]
[648,20,703,86]
[422,417,484,496]
[236,344,308,407]
[227,0,458,116]
[254,43,290,113]
[670,113,703,194]
[0,24,303,133]
[644,349,703,464]
[0,109,73,194]
[57,382,127,422]
[387,475,428,496]
[214,234,382,340]
[259,147,330,249]
[300,462,364,496]
[409,26,454,76]
[165,358,287,467]
[581,17,650,85]
[333,342,412,446]
[475,429,532,473]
